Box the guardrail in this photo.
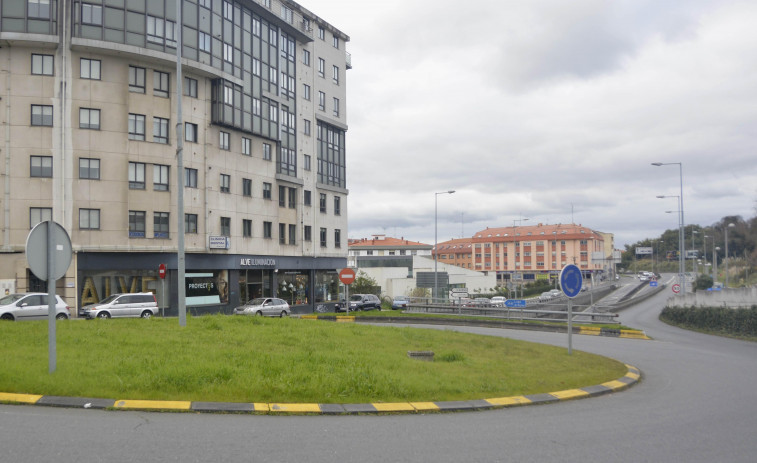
[404,302,618,324]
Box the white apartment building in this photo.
[0,0,350,314]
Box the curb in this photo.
[0,364,641,415]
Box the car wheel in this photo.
[280,311,287,318]
[55,313,68,320]
[255,311,263,316]
[1,313,14,321]
[97,312,111,319]
[140,310,152,319]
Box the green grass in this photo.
[0,315,627,404]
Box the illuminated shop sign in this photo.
[240,258,276,267]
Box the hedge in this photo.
[660,306,757,337]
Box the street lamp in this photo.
[705,234,716,281]
[653,162,685,294]
[434,190,455,301]
[725,223,735,288]
[692,229,699,275]
[660,193,684,293]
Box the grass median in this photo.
[0,315,627,404]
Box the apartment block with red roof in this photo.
[347,234,432,267]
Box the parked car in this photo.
[391,296,409,310]
[342,294,381,311]
[549,289,562,298]
[233,297,290,317]
[80,292,158,319]
[538,292,553,302]
[0,293,70,321]
[472,297,492,307]
[490,296,507,307]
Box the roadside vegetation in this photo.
[0,316,627,404]
[660,306,757,341]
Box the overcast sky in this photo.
[304,0,757,248]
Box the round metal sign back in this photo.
[25,221,73,280]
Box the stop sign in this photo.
[159,263,166,279]
[339,268,356,285]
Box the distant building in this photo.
[347,235,432,267]
[435,223,609,286]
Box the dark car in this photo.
[335,294,381,312]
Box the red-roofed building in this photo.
[348,234,432,267]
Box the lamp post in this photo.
[691,229,699,275]
[714,246,720,284]
[653,162,685,294]
[434,190,455,301]
[660,194,683,294]
[725,223,735,288]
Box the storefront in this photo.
[76,252,346,316]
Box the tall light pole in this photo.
[653,162,685,294]
[660,194,683,294]
[692,229,699,275]
[434,190,455,301]
[725,223,735,288]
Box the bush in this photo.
[660,306,757,337]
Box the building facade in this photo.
[0,0,349,314]
[435,223,608,286]
[347,234,432,267]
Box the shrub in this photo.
[660,306,757,337]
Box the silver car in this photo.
[0,293,70,321]
[233,297,290,317]
[80,293,158,319]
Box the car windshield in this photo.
[247,298,267,306]
[349,295,363,301]
[98,294,120,304]
[0,294,25,305]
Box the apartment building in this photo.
[0,0,349,314]
[347,235,432,267]
[435,224,608,286]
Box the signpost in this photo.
[560,264,583,355]
[672,283,681,294]
[338,268,356,312]
[26,221,72,373]
[505,299,526,308]
[159,263,166,317]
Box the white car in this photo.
[0,293,70,321]
[80,293,158,319]
[490,296,507,307]
[233,297,290,317]
[538,292,553,302]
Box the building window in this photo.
[289,224,296,245]
[303,84,311,100]
[184,77,197,97]
[303,49,310,66]
[80,58,101,80]
[318,26,325,40]
[334,196,341,216]
[128,114,146,140]
[129,66,146,93]
[319,193,327,213]
[304,225,312,242]
[199,0,211,9]
[81,3,103,25]
[320,227,327,247]
[263,143,271,160]
[333,35,339,48]
[31,54,53,75]
[128,162,146,189]
[279,223,286,244]
[333,98,340,117]
[199,32,211,53]
[243,219,252,237]
[154,164,169,191]
[242,178,252,197]
[263,221,272,239]
[185,214,198,233]
[185,122,198,142]
[318,92,325,111]
[288,187,296,209]
[154,212,169,238]
[129,211,146,238]
[77,108,100,130]
[184,168,197,188]
[30,207,52,229]
[332,65,339,84]
[223,0,233,19]
[31,105,53,126]
[30,156,52,178]
[334,229,341,248]
[278,185,286,207]
[147,15,165,43]
[318,58,325,77]
[153,117,169,144]
[303,119,311,136]
[304,154,311,170]
[242,137,251,156]
[220,174,230,193]
[79,209,100,230]
[221,217,231,237]
[304,190,311,206]
[28,0,50,19]
[263,182,272,199]
[219,131,230,150]
[79,158,100,179]
[154,71,170,97]
[223,43,233,63]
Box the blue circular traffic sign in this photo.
[560,264,583,298]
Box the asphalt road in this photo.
[1,287,756,463]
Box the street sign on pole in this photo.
[505,299,526,308]
[560,264,583,355]
[672,283,681,293]
[338,268,356,285]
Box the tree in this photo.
[695,274,713,291]
[351,271,380,295]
